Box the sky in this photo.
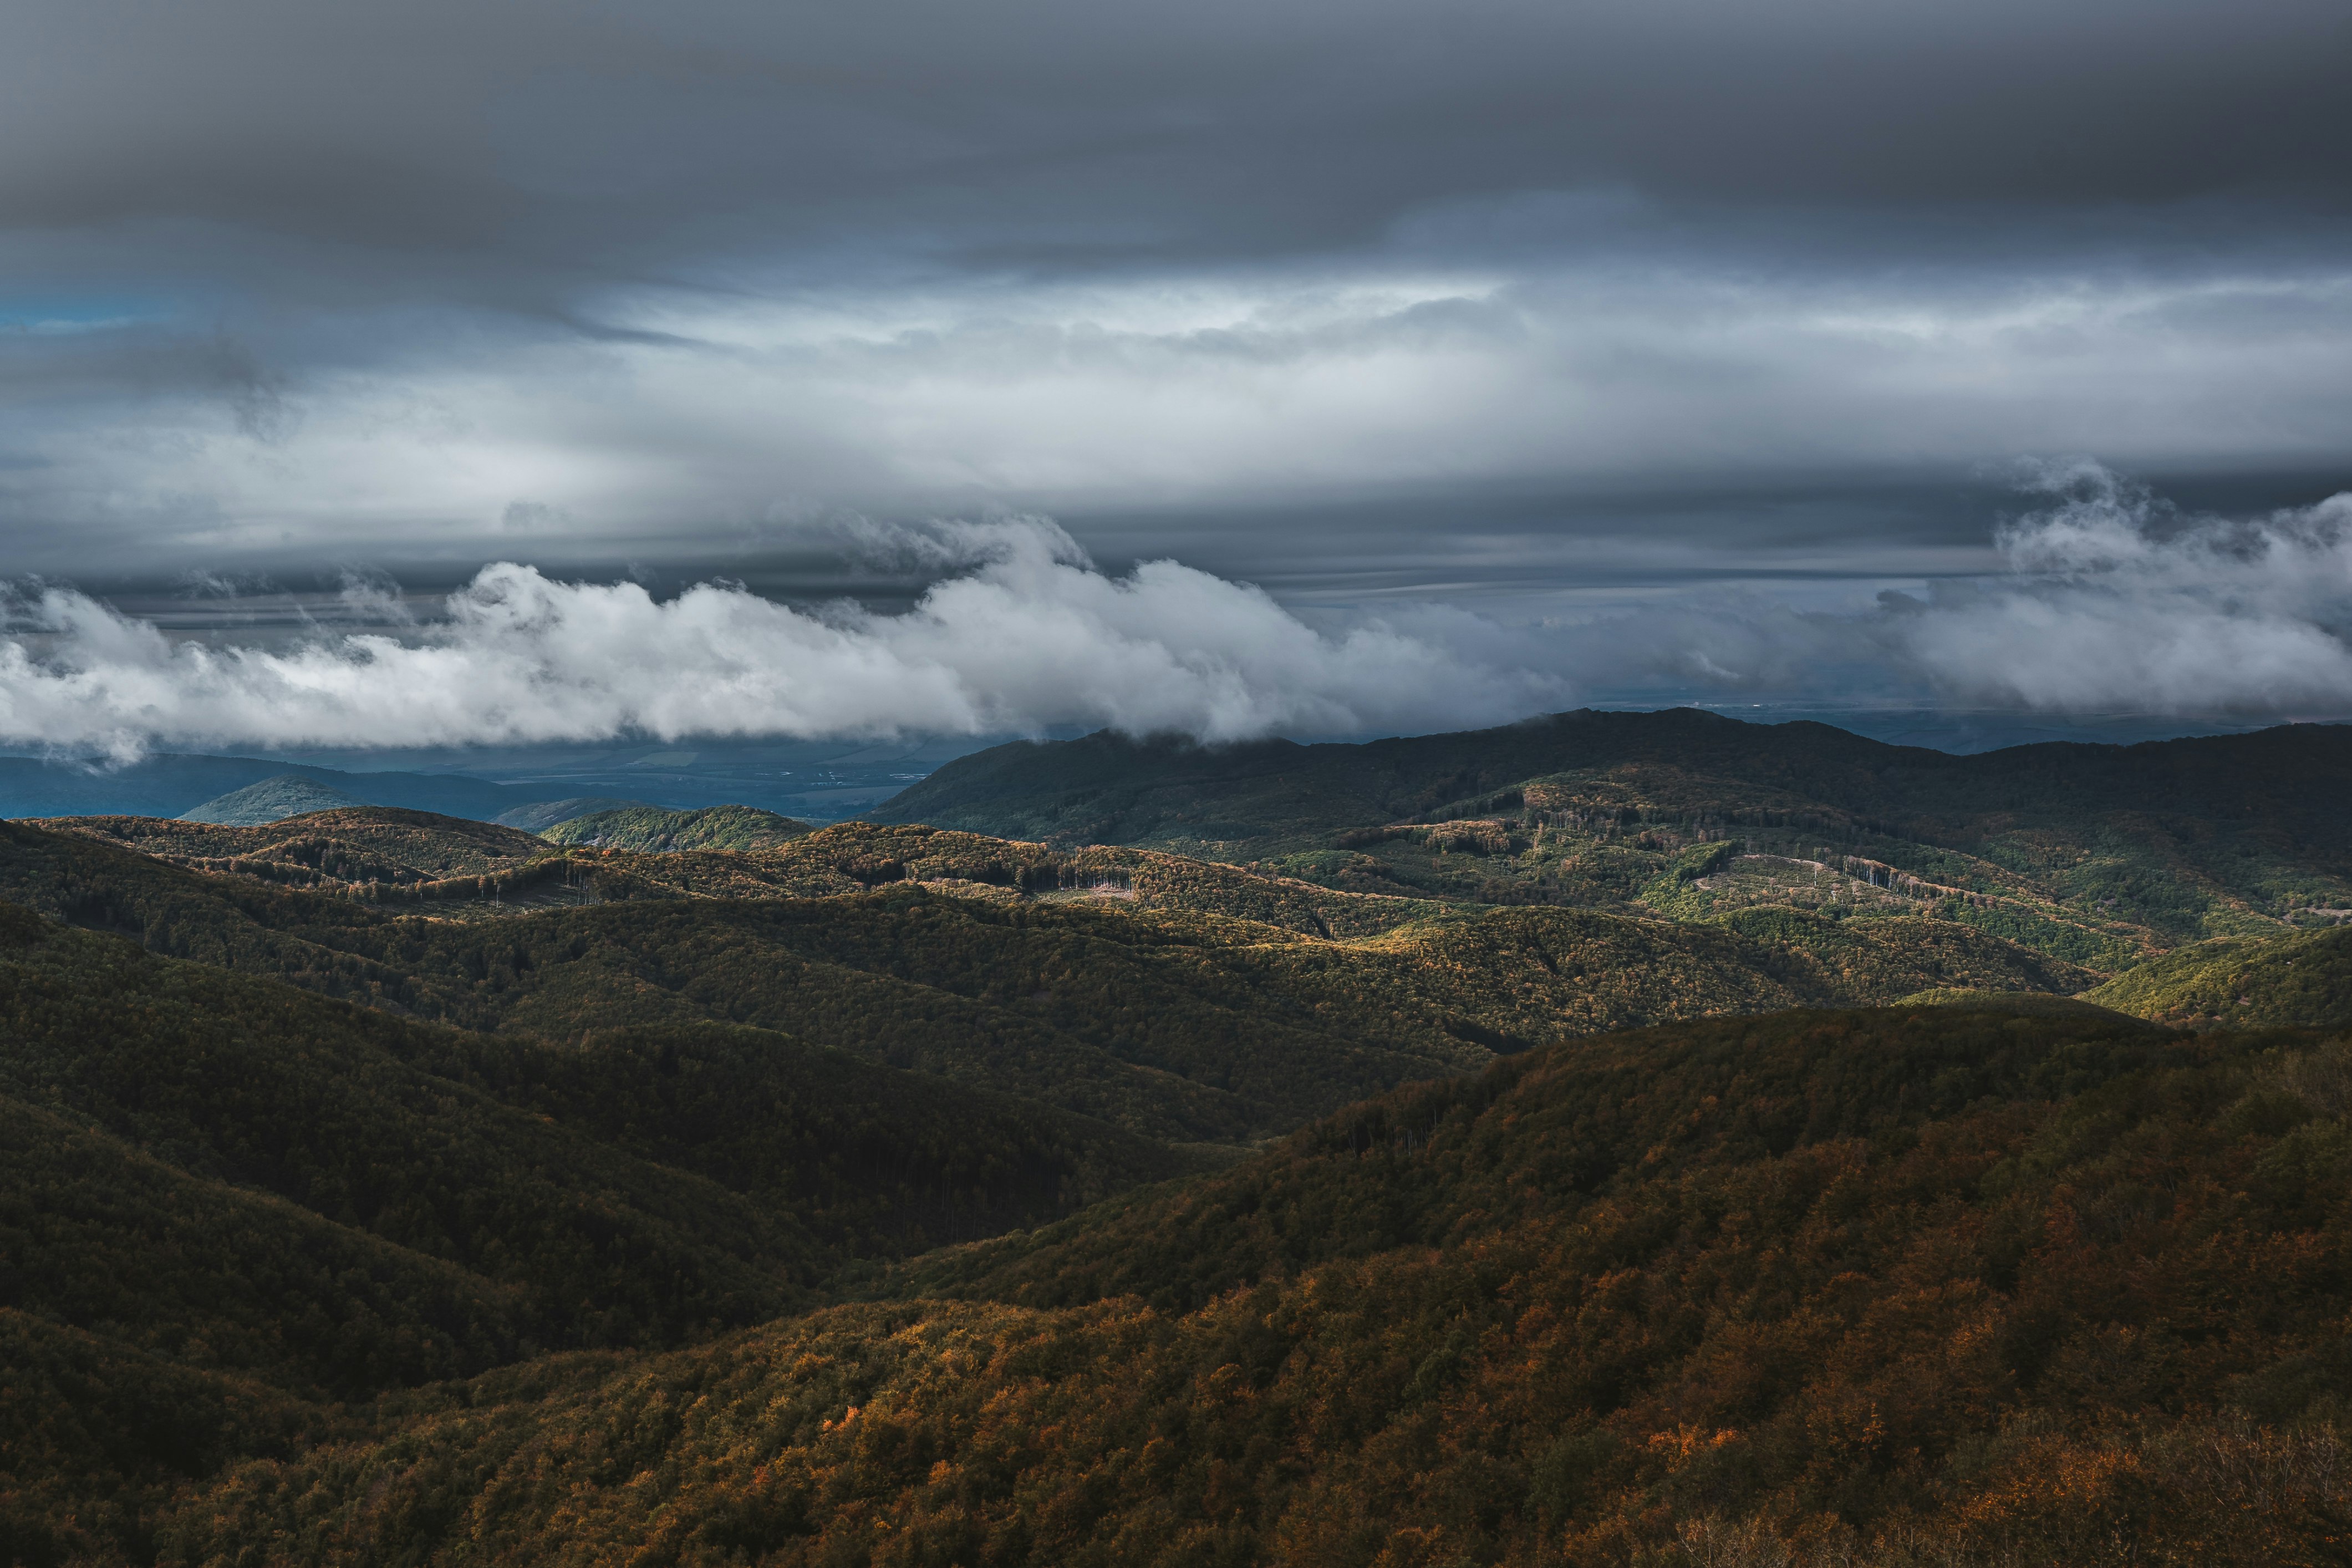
[4,0,2351,752]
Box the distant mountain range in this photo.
[873,708,2352,857]
[0,753,541,821]
[872,708,2352,966]
[0,732,978,825]
[178,773,362,824]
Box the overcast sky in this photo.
[4,0,2350,746]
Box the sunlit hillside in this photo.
[0,818,2087,1141]
[873,711,2352,964]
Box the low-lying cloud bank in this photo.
[1562,462,2352,712]
[1899,463,2352,711]
[2,468,2348,757]
[0,517,1566,758]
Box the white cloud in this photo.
[1890,462,2352,711]
[8,251,2351,576]
[4,469,2348,759]
[1540,462,2352,714]
[0,518,1565,756]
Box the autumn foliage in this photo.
[12,965,2351,1564]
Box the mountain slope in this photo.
[147,1006,2352,1567]
[0,1310,333,1568]
[869,710,2352,954]
[0,753,538,822]
[0,902,1192,1377]
[0,904,811,1351]
[0,1094,527,1397]
[177,774,359,824]
[2086,924,2352,1030]
[881,1001,2178,1311]
[492,795,654,831]
[0,900,1198,1565]
[541,802,812,851]
[0,819,2092,1142]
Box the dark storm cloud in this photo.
[3,0,2351,736]
[9,0,2348,269]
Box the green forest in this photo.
[7,712,2352,1564]
[541,805,813,853]
[877,709,2352,959]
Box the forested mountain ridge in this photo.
[83,1002,2352,1567]
[8,711,2352,1562]
[589,821,1449,937]
[0,752,537,821]
[0,818,1476,1140]
[491,794,654,832]
[175,773,360,825]
[541,802,813,852]
[8,791,2352,1560]
[0,893,1220,1553]
[876,710,2352,854]
[0,818,2089,1142]
[2085,923,2352,1030]
[24,811,1437,933]
[869,710,2352,960]
[40,808,564,903]
[0,903,1192,1350]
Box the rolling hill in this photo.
[0,899,1204,1562]
[0,752,542,822]
[492,795,655,831]
[7,707,2352,1564]
[0,817,2089,1142]
[65,1001,2352,1567]
[176,773,360,824]
[2085,924,2352,1030]
[868,710,2352,962]
[541,802,814,852]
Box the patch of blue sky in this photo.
[0,294,173,334]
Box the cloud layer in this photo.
[8,247,2352,588]
[1898,465,2352,711]
[1546,465,2352,714]
[3,0,2349,593]
[0,520,1564,756]
[2,470,2347,756]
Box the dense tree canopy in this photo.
[108,1006,2352,1567]
[9,712,2352,1563]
